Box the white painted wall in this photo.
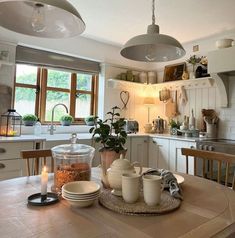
[1,30,235,139]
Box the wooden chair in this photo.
[20,149,54,176]
[181,148,235,190]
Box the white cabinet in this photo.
[130,137,148,167]
[0,141,37,180]
[169,140,196,174]
[148,137,196,173]
[148,137,170,170]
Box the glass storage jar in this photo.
[51,133,95,192]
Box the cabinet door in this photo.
[131,137,148,167]
[170,140,196,174]
[155,138,170,170]
[0,141,35,180]
[148,138,158,169]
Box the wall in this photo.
[1,29,235,139]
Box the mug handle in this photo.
[132,161,142,175]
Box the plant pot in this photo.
[99,149,127,188]
[60,121,71,126]
[85,121,95,126]
[23,121,36,126]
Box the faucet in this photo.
[48,103,68,135]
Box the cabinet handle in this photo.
[0,163,5,169]
[0,148,6,153]
[152,140,156,144]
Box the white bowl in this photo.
[62,181,100,195]
[62,195,97,207]
[215,39,234,49]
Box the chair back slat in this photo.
[194,156,197,176]
[181,148,235,190]
[225,163,230,186]
[21,149,53,176]
[186,155,189,174]
[210,160,213,180]
[217,161,221,183]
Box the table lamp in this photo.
[143,97,155,123]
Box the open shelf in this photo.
[108,77,215,90]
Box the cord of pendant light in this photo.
[152,0,155,25]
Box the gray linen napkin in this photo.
[142,168,183,200]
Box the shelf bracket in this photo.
[211,73,229,108]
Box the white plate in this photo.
[62,190,100,198]
[62,195,97,207]
[62,192,100,200]
[173,174,184,184]
[135,167,185,184]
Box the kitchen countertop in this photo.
[0,132,209,143]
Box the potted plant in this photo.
[84,115,96,126]
[186,55,202,78]
[169,119,181,135]
[60,114,73,126]
[89,106,127,187]
[22,114,38,126]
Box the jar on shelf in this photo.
[51,133,95,192]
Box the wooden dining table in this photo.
[1,168,235,238]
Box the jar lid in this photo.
[51,133,95,159]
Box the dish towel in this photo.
[142,168,183,200]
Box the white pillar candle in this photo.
[41,166,48,196]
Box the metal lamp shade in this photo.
[121,33,185,62]
[121,24,186,62]
[0,0,85,38]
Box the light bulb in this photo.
[31,3,46,32]
[145,45,157,62]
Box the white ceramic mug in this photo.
[143,175,163,206]
[122,173,140,203]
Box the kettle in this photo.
[107,155,142,196]
[153,116,165,134]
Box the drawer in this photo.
[0,142,34,160]
[0,159,22,172]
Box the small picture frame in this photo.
[163,62,186,82]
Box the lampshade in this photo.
[143,97,155,106]
[0,0,85,38]
[120,0,185,62]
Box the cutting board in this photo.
[164,98,176,118]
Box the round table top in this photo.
[0,168,235,238]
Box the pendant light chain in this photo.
[152,0,155,25]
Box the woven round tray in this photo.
[99,189,181,216]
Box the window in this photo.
[14,64,98,123]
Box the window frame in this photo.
[14,64,98,124]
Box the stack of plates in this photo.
[62,181,100,208]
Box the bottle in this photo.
[189,109,196,130]
[34,119,42,136]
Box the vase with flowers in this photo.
[186,55,202,79]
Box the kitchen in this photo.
[0,0,235,237]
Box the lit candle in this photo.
[41,166,48,196]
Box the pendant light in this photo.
[0,0,85,38]
[120,0,186,62]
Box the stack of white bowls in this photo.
[62,181,100,207]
